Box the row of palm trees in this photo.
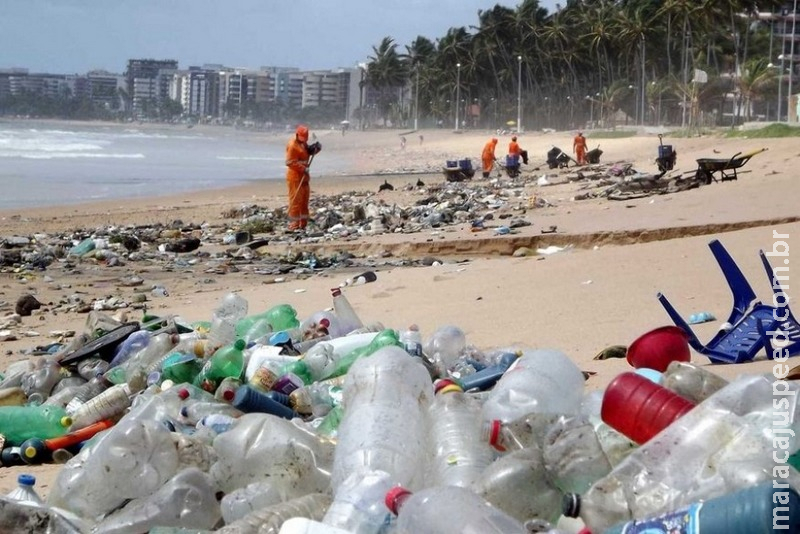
[361,0,792,131]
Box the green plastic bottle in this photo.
[193,339,246,392]
[265,304,300,332]
[0,405,72,446]
[327,329,402,380]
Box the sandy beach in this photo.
[0,123,797,502]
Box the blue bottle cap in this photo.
[269,331,291,346]
[18,474,35,486]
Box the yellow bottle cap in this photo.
[61,416,73,428]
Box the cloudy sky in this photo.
[2,0,561,74]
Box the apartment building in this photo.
[125,59,178,118]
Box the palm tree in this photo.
[737,57,777,121]
[367,37,407,126]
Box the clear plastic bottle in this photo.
[217,493,332,534]
[6,473,43,505]
[207,293,249,354]
[20,358,65,401]
[426,384,494,488]
[210,413,335,495]
[288,376,346,417]
[472,446,564,524]
[91,467,221,533]
[424,325,467,376]
[661,360,729,404]
[330,288,363,337]
[386,485,526,534]
[221,480,287,524]
[68,382,132,431]
[562,374,800,532]
[331,346,433,491]
[323,469,396,534]
[123,332,180,390]
[481,349,585,423]
[109,329,151,368]
[180,399,243,425]
[215,376,242,403]
[64,375,112,413]
[398,324,423,357]
[310,329,402,382]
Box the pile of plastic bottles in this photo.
[0,287,798,533]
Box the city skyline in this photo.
[2,0,560,75]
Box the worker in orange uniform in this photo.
[481,137,498,178]
[508,136,528,165]
[285,125,321,231]
[573,131,587,165]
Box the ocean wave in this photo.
[0,152,145,160]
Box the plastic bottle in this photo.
[472,446,564,524]
[92,467,221,534]
[109,329,151,368]
[288,376,346,417]
[232,385,299,419]
[194,339,246,392]
[315,328,402,382]
[661,360,729,404]
[562,374,800,532]
[215,376,242,403]
[210,413,335,495]
[0,404,72,445]
[398,324,423,357]
[425,381,495,488]
[220,481,287,524]
[124,332,180,390]
[218,493,332,534]
[600,482,800,533]
[180,399,243,425]
[44,385,86,409]
[68,382,132,431]
[424,325,467,376]
[385,485,526,534]
[331,346,433,491]
[330,288,363,337]
[601,371,696,444]
[76,357,110,381]
[20,358,66,402]
[64,375,112,413]
[207,292,249,354]
[457,351,519,391]
[481,348,585,423]
[322,469,396,534]
[339,270,377,287]
[6,473,44,505]
[197,413,239,435]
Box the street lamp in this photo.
[516,56,523,132]
[414,66,420,130]
[455,63,461,130]
[586,95,593,127]
[788,0,798,123]
[778,54,785,121]
[629,84,637,125]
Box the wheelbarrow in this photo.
[694,147,768,184]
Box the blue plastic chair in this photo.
[656,239,796,364]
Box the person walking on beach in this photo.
[573,131,587,165]
[481,137,498,178]
[508,136,528,165]
[285,125,316,231]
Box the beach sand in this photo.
[0,125,797,501]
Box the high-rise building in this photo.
[125,59,178,117]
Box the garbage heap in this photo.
[0,288,798,534]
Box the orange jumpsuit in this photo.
[285,136,311,230]
[508,139,522,159]
[573,134,587,165]
[481,138,498,177]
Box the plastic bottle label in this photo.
[250,367,278,391]
[620,503,701,533]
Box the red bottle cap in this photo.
[433,378,462,395]
[385,486,411,515]
[177,388,190,400]
[222,389,235,401]
[488,420,506,452]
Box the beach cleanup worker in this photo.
[285,125,314,231]
[508,136,528,165]
[573,131,587,165]
[481,137,498,178]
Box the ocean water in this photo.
[0,121,340,210]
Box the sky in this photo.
[2,0,561,75]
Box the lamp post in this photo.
[586,95,593,127]
[788,0,798,123]
[778,54,785,121]
[640,34,646,126]
[455,63,461,130]
[516,55,523,132]
[629,84,636,124]
[414,66,419,131]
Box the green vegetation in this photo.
[724,123,800,138]
[362,0,790,131]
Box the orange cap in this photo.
[296,125,309,142]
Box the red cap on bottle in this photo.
[177,388,190,400]
[433,378,462,395]
[222,389,235,401]
[488,420,506,451]
[385,486,411,515]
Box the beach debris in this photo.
[15,295,41,317]
[594,345,628,360]
[378,180,395,192]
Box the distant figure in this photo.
[400,136,407,150]
[508,136,528,165]
[415,178,425,187]
[419,134,424,145]
[481,137,498,178]
[378,180,394,192]
[573,131,587,165]
[285,125,321,231]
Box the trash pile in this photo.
[0,282,798,534]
